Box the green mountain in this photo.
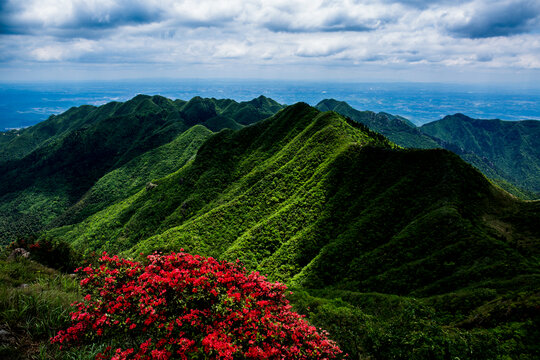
[216,94,284,125]
[420,114,540,196]
[0,95,283,242]
[316,98,440,149]
[47,103,538,292]
[44,103,539,358]
[2,98,539,358]
[0,104,113,163]
[318,100,540,199]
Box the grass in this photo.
[0,257,81,359]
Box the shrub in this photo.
[5,236,80,272]
[51,251,344,359]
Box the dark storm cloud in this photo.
[263,9,394,34]
[0,0,26,34]
[68,2,163,30]
[382,0,439,8]
[384,0,468,9]
[448,0,540,38]
[0,0,164,37]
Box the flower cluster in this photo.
[51,251,344,359]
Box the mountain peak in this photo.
[316,98,350,112]
[315,99,438,149]
[246,95,282,110]
[444,113,473,122]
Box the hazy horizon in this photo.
[2,78,539,130]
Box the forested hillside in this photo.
[0,95,283,243]
[316,99,439,149]
[421,114,540,196]
[319,99,540,199]
[1,98,538,359]
[40,102,540,358]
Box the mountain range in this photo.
[317,99,540,199]
[0,95,538,359]
[0,95,283,240]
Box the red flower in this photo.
[52,251,345,359]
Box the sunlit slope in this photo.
[52,125,213,227]
[316,98,439,149]
[50,103,539,298]
[0,95,283,242]
[48,103,391,250]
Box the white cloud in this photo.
[1,0,539,81]
[213,42,250,59]
[31,46,67,61]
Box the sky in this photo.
[1,0,540,85]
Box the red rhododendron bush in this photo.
[51,252,345,359]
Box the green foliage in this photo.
[316,98,439,149]
[0,105,103,163]
[291,290,503,359]
[0,95,283,243]
[46,104,538,295]
[43,102,539,358]
[1,100,539,359]
[320,100,540,199]
[0,257,81,360]
[420,114,540,198]
[4,236,81,272]
[55,125,213,226]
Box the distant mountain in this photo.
[45,102,540,358]
[319,99,540,199]
[0,95,284,242]
[0,104,112,163]
[420,114,540,196]
[316,99,439,149]
[217,95,284,125]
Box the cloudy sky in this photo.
[1,0,540,84]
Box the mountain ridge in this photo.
[0,95,285,242]
[43,103,538,295]
[317,99,540,199]
[1,97,539,358]
[40,100,539,357]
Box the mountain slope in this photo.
[30,103,540,358]
[51,125,213,227]
[220,95,284,125]
[0,95,284,243]
[421,114,540,196]
[316,98,440,149]
[0,103,117,163]
[48,104,393,253]
[319,100,539,199]
[49,104,538,296]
